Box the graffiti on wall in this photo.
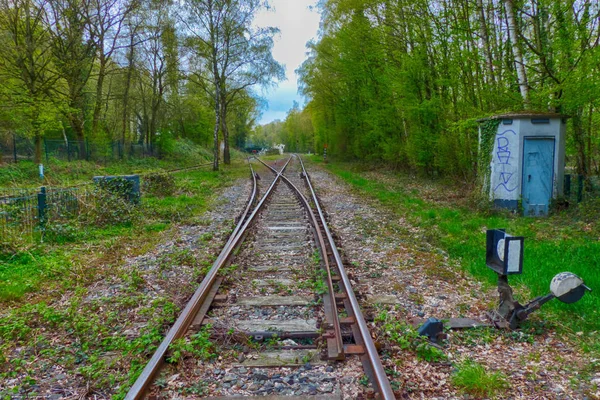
[493,129,518,196]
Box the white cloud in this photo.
[254,0,320,125]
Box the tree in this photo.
[182,0,283,170]
[44,0,97,157]
[504,0,529,107]
[0,0,59,162]
[297,0,600,178]
[88,0,138,138]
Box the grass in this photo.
[0,138,229,189]
[0,155,250,398]
[312,156,600,337]
[0,161,249,303]
[452,359,509,398]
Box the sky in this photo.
[254,0,321,125]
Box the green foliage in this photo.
[295,0,600,178]
[167,327,217,364]
[0,161,248,303]
[375,311,446,363]
[452,359,509,398]
[143,173,177,197]
[80,180,140,227]
[42,222,80,244]
[478,119,501,192]
[155,131,177,155]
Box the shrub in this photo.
[42,222,79,244]
[375,312,447,363]
[143,173,176,197]
[79,182,140,227]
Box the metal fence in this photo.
[0,164,210,250]
[0,188,39,245]
[0,135,157,164]
[0,134,35,164]
[563,174,600,204]
[0,185,88,246]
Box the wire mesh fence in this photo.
[0,188,40,246]
[0,134,35,164]
[0,163,212,251]
[0,135,157,165]
[0,183,111,249]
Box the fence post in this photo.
[564,174,571,198]
[44,139,49,163]
[38,186,47,229]
[12,133,17,163]
[577,175,584,203]
[67,140,71,162]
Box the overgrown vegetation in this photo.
[0,161,248,301]
[167,326,217,364]
[0,1,281,171]
[263,1,600,180]
[0,139,214,188]
[317,158,600,339]
[375,311,447,363]
[0,159,248,397]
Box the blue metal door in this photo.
[522,138,555,216]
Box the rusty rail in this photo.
[296,155,396,400]
[125,157,292,399]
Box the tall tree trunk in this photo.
[92,55,107,138]
[122,26,136,144]
[504,0,529,107]
[67,111,86,159]
[221,100,230,164]
[572,107,589,176]
[213,93,220,171]
[34,133,42,164]
[477,0,495,85]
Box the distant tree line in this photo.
[0,0,283,170]
[277,0,600,179]
[251,101,314,152]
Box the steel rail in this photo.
[255,157,345,360]
[125,157,292,400]
[296,155,396,400]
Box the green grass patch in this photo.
[316,157,600,335]
[452,359,509,398]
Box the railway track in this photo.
[125,156,394,399]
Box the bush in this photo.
[143,173,176,197]
[80,181,140,227]
[578,197,600,224]
[265,148,281,156]
[42,222,79,244]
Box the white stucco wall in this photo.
[490,121,521,201]
[489,117,566,204]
